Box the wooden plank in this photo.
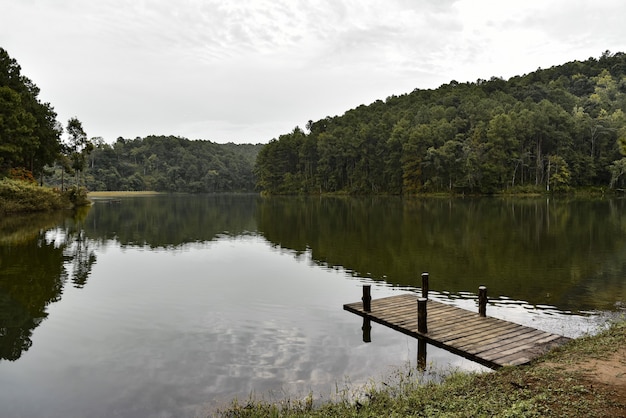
[457,327,546,352]
[343,293,571,369]
[475,329,555,357]
[442,324,532,348]
[430,320,523,343]
[455,329,535,353]
[427,316,518,337]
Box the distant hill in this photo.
[256,51,626,194]
[46,135,264,193]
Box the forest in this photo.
[0,48,61,181]
[4,47,626,195]
[53,136,264,193]
[256,51,626,194]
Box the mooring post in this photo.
[417,297,428,333]
[421,272,429,299]
[478,285,487,317]
[417,339,427,371]
[362,285,372,312]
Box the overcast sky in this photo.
[1,0,625,144]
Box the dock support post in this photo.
[421,272,429,299]
[362,285,371,312]
[478,286,487,317]
[417,339,427,371]
[417,297,428,333]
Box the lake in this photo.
[1,194,625,417]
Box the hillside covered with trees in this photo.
[5,47,626,196]
[256,51,626,194]
[47,136,264,193]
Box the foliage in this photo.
[8,167,36,183]
[44,135,264,193]
[65,117,93,188]
[0,48,62,179]
[0,178,92,213]
[65,186,90,207]
[0,178,66,213]
[256,51,626,194]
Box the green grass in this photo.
[213,320,626,417]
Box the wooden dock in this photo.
[344,293,571,369]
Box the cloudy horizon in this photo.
[2,0,625,144]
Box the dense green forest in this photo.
[0,48,62,181]
[45,136,264,193]
[5,47,626,195]
[256,51,626,194]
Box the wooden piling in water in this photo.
[417,339,427,371]
[478,286,487,317]
[417,297,428,333]
[362,285,371,312]
[421,272,429,299]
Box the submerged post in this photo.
[478,286,487,317]
[421,272,429,299]
[362,285,372,312]
[417,297,428,333]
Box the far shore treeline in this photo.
[3,46,626,199]
[257,51,626,195]
[67,136,264,193]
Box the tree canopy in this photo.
[52,135,264,193]
[0,48,62,179]
[256,51,626,194]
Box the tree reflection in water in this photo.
[0,207,96,361]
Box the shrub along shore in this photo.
[0,178,90,214]
[214,320,626,417]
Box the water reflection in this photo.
[257,196,626,312]
[2,195,625,365]
[0,194,624,417]
[86,194,260,247]
[0,208,94,361]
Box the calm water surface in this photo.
[1,195,625,417]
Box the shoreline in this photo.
[87,190,164,197]
[215,320,626,417]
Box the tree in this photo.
[0,86,37,172]
[0,48,62,178]
[546,155,571,192]
[483,113,518,191]
[66,117,92,187]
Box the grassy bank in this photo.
[215,320,626,417]
[0,178,89,214]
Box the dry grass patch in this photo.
[87,191,163,197]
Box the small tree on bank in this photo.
[66,117,93,188]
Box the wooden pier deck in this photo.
[344,293,571,369]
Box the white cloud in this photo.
[1,0,625,143]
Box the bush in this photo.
[64,186,90,207]
[8,167,36,183]
[0,178,69,213]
